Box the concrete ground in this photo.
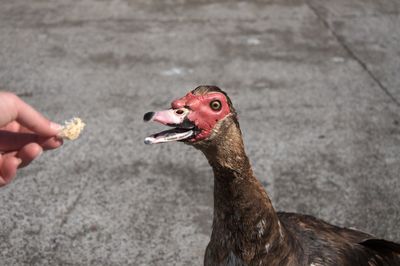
[0,0,399,265]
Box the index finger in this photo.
[0,92,61,137]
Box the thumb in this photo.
[0,131,63,152]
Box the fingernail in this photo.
[0,177,6,186]
[54,137,62,144]
[50,122,63,131]
[16,158,23,166]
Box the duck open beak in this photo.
[143,109,196,144]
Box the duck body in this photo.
[202,148,400,266]
[206,211,400,266]
[144,86,400,266]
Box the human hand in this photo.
[0,92,63,187]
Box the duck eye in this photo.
[210,100,222,111]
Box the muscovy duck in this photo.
[144,86,400,266]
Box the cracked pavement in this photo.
[0,0,399,265]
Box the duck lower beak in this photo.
[143,109,195,144]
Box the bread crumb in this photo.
[58,117,85,140]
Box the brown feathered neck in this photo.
[194,115,292,263]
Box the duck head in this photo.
[144,86,237,146]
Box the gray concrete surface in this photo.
[0,0,399,265]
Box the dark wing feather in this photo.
[357,239,400,266]
[360,239,400,253]
[277,212,400,266]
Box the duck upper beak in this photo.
[143,108,195,144]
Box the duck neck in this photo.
[198,118,285,260]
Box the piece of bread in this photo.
[58,117,85,140]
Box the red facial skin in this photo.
[171,92,231,141]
